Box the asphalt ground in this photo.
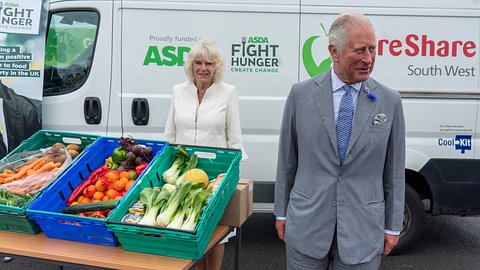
[222,213,480,270]
[2,213,480,269]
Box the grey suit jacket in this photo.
[274,70,405,264]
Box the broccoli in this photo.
[0,188,29,207]
[0,197,7,205]
[9,196,26,207]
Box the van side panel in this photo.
[119,1,300,200]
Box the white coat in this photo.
[164,81,247,159]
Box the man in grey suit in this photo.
[274,13,405,269]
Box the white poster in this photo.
[0,0,42,34]
[0,0,47,157]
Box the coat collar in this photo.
[311,71,337,154]
[348,79,378,158]
[311,70,378,165]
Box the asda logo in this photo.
[0,0,40,34]
[230,36,280,73]
[302,23,332,77]
[0,2,34,27]
[143,45,191,66]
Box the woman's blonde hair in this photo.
[184,39,225,83]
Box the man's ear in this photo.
[329,44,339,62]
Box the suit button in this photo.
[333,202,337,207]
[337,177,343,182]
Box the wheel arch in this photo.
[405,168,432,209]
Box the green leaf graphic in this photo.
[302,35,332,77]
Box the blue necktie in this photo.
[336,85,354,166]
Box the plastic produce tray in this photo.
[0,130,99,234]
[107,144,241,259]
[26,137,167,246]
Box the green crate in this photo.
[107,144,241,260]
[0,129,99,234]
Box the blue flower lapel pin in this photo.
[363,86,376,102]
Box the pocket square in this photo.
[373,114,387,125]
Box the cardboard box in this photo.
[219,178,253,227]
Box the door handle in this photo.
[84,97,102,124]
[131,98,149,125]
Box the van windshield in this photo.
[43,10,99,96]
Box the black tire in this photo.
[391,184,425,254]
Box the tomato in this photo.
[92,210,106,219]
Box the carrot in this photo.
[25,179,50,195]
[54,162,62,168]
[12,169,29,180]
[6,183,29,195]
[12,158,45,180]
[1,176,15,184]
[3,168,14,174]
[31,158,47,171]
[26,169,36,176]
[33,162,55,174]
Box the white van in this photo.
[42,0,480,252]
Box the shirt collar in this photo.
[331,69,362,92]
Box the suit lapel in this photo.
[311,71,338,153]
[347,79,378,155]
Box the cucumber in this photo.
[61,200,120,214]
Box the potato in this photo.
[68,149,79,159]
[52,142,65,148]
[66,144,81,152]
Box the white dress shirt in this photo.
[164,81,248,160]
[331,71,361,123]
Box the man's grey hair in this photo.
[328,13,375,54]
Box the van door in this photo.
[42,1,113,135]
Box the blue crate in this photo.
[26,137,167,246]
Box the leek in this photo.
[162,145,190,184]
[156,180,192,226]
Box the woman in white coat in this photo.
[164,40,247,270]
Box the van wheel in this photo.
[391,184,425,254]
